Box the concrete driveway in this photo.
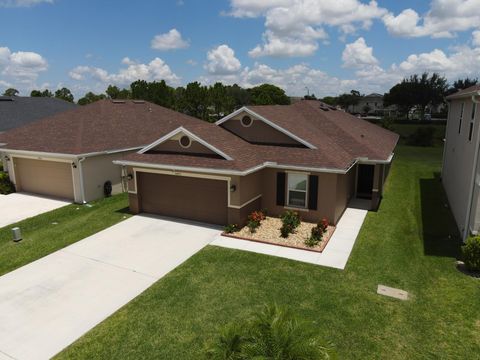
[0,192,70,228]
[0,215,221,360]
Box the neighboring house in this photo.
[116,100,398,226]
[0,100,198,203]
[0,96,77,133]
[348,93,384,114]
[442,85,480,239]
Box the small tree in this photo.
[55,87,74,102]
[31,89,53,97]
[3,88,19,96]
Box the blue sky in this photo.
[0,0,479,99]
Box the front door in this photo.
[357,164,374,199]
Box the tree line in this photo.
[2,82,290,122]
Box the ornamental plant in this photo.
[280,210,301,238]
[305,218,329,248]
[224,224,239,234]
[462,236,480,272]
[247,210,266,233]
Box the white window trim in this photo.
[286,172,308,209]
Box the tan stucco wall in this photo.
[221,112,302,146]
[442,98,480,235]
[82,152,132,203]
[335,167,356,222]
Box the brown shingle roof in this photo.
[122,100,398,172]
[446,85,480,99]
[0,99,398,173]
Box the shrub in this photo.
[407,126,436,147]
[462,236,480,272]
[279,211,301,238]
[305,218,329,248]
[247,210,265,233]
[224,224,239,234]
[205,303,337,360]
[0,172,15,194]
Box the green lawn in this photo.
[0,193,131,276]
[57,146,480,359]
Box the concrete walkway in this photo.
[211,202,369,270]
[0,193,70,228]
[0,215,221,360]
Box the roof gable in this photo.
[215,107,316,149]
[139,127,233,161]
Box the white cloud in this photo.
[204,44,241,75]
[69,57,180,87]
[473,30,480,47]
[383,0,480,38]
[342,37,378,68]
[0,46,48,93]
[228,0,387,57]
[151,29,189,50]
[0,0,52,7]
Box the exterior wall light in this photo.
[127,174,134,181]
[71,162,77,169]
[230,184,237,192]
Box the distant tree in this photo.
[54,87,74,102]
[106,85,130,99]
[183,81,209,120]
[208,82,235,121]
[77,92,106,105]
[248,84,290,105]
[3,88,19,96]
[30,89,53,97]
[321,96,338,106]
[303,94,317,100]
[446,77,478,96]
[337,90,362,110]
[384,72,448,120]
[225,83,250,109]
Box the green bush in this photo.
[0,172,15,194]
[462,236,480,271]
[279,210,301,238]
[407,126,436,147]
[224,224,239,234]
[205,303,337,360]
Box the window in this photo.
[287,173,308,208]
[459,102,465,134]
[469,104,477,141]
[179,135,191,148]
[241,115,253,127]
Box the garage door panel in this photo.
[138,173,227,225]
[14,158,74,200]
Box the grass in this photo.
[0,193,131,276]
[57,146,480,359]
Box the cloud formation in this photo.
[204,44,242,75]
[151,29,189,50]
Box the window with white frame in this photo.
[287,173,308,208]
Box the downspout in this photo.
[78,157,87,204]
[462,91,480,241]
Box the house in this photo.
[442,85,480,239]
[347,93,384,115]
[0,96,77,133]
[115,100,398,226]
[0,100,201,202]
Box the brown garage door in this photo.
[138,172,228,225]
[14,157,74,200]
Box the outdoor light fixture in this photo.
[230,184,237,192]
[4,155,9,162]
[127,174,133,181]
[71,162,77,169]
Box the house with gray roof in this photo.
[0,96,77,133]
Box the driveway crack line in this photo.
[60,250,159,280]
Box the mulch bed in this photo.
[222,216,335,253]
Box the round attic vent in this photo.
[241,115,253,127]
[179,135,192,148]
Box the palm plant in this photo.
[205,303,337,360]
